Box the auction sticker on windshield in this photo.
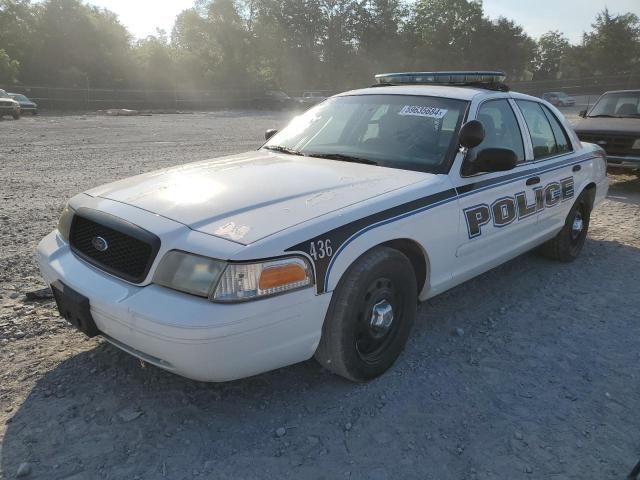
[399,105,448,119]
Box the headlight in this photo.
[57,205,75,242]
[153,250,225,297]
[633,139,640,150]
[153,252,314,302]
[212,257,313,302]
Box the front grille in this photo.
[578,134,636,155]
[69,209,160,283]
[0,100,13,106]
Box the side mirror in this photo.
[265,129,278,141]
[458,120,485,148]
[579,110,587,118]
[473,148,518,174]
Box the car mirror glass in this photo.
[265,129,278,141]
[459,120,485,149]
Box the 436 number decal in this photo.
[309,239,333,260]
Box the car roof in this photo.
[335,84,541,102]
[602,89,640,94]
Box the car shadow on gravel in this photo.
[3,239,640,479]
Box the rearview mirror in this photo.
[265,129,278,141]
[578,110,587,118]
[458,120,485,148]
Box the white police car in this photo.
[37,72,608,382]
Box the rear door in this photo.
[514,100,586,233]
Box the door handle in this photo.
[526,176,540,186]
[572,165,581,172]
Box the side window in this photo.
[541,105,572,154]
[516,100,559,159]
[475,99,525,162]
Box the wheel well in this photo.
[584,182,596,209]
[381,239,429,294]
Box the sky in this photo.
[89,0,640,44]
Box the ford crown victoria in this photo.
[37,72,608,382]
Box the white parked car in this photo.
[37,72,608,382]
[0,88,21,119]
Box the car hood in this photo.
[573,117,640,136]
[86,151,428,244]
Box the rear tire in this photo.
[315,247,417,382]
[540,191,592,262]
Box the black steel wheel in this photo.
[541,190,592,262]
[315,247,417,382]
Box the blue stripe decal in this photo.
[322,196,456,291]
[288,152,596,294]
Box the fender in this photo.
[286,188,458,295]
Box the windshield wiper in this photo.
[307,153,379,166]
[587,114,619,118]
[263,145,305,156]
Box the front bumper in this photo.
[37,230,331,382]
[0,106,19,114]
[606,155,640,170]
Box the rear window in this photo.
[541,105,572,154]
[516,100,573,159]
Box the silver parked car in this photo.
[0,89,21,119]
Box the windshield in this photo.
[10,94,28,101]
[588,92,640,117]
[263,94,468,173]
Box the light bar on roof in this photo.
[375,71,507,85]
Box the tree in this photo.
[411,0,484,70]
[172,8,222,88]
[533,31,570,80]
[206,0,250,87]
[0,48,20,84]
[475,17,536,79]
[352,0,409,82]
[0,0,37,70]
[581,8,640,75]
[1,0,640,99]
[133,32,176,90]
[20,0,132,87]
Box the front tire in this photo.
[315,247,418,382]
[541,191,592,262]
[12,111,20,120]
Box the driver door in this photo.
[453,99,542,279]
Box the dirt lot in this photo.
[1,113,639,480]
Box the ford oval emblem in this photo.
[91,236,109,252]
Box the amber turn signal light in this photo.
[259,264,308,290]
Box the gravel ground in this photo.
[1,113,639,480]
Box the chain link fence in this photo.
[2,74,638,113]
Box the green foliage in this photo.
[0,48,20,84]
[533,31,570,80]
[1,1,639,92]
[582,8,640,75]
